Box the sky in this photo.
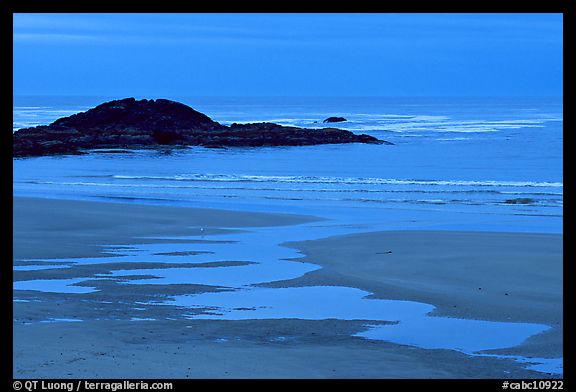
[12,13,563,97]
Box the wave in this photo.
[24,179,564,197]
[110,174,563,188]
[13,106,51,109]
[435,137,473,141]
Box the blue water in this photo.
[13,96,563,233]
[13,96,564,376]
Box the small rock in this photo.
[323,116,347,123]
[503,198,535,205]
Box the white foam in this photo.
[110,174,562,188]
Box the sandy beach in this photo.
[275,230,563,359]
[13,197,563,379]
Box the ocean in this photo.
[12,96,564,376]
[13,95,563,233]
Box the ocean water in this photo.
[13,96,564,375]
[13,96,563,233]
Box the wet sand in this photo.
[13,197,562,378]
[13,196,318,261]
[275,230,563,360]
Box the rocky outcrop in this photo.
[13,98,391,157]
[503,198,536,205]
[323,116,347,123]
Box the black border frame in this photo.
[3,1,572,389]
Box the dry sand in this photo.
[13,197,563,379]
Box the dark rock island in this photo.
[323,116,347,123]
[13,98,391,157]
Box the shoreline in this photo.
[13,196,563,378]
[13,196,320,261]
